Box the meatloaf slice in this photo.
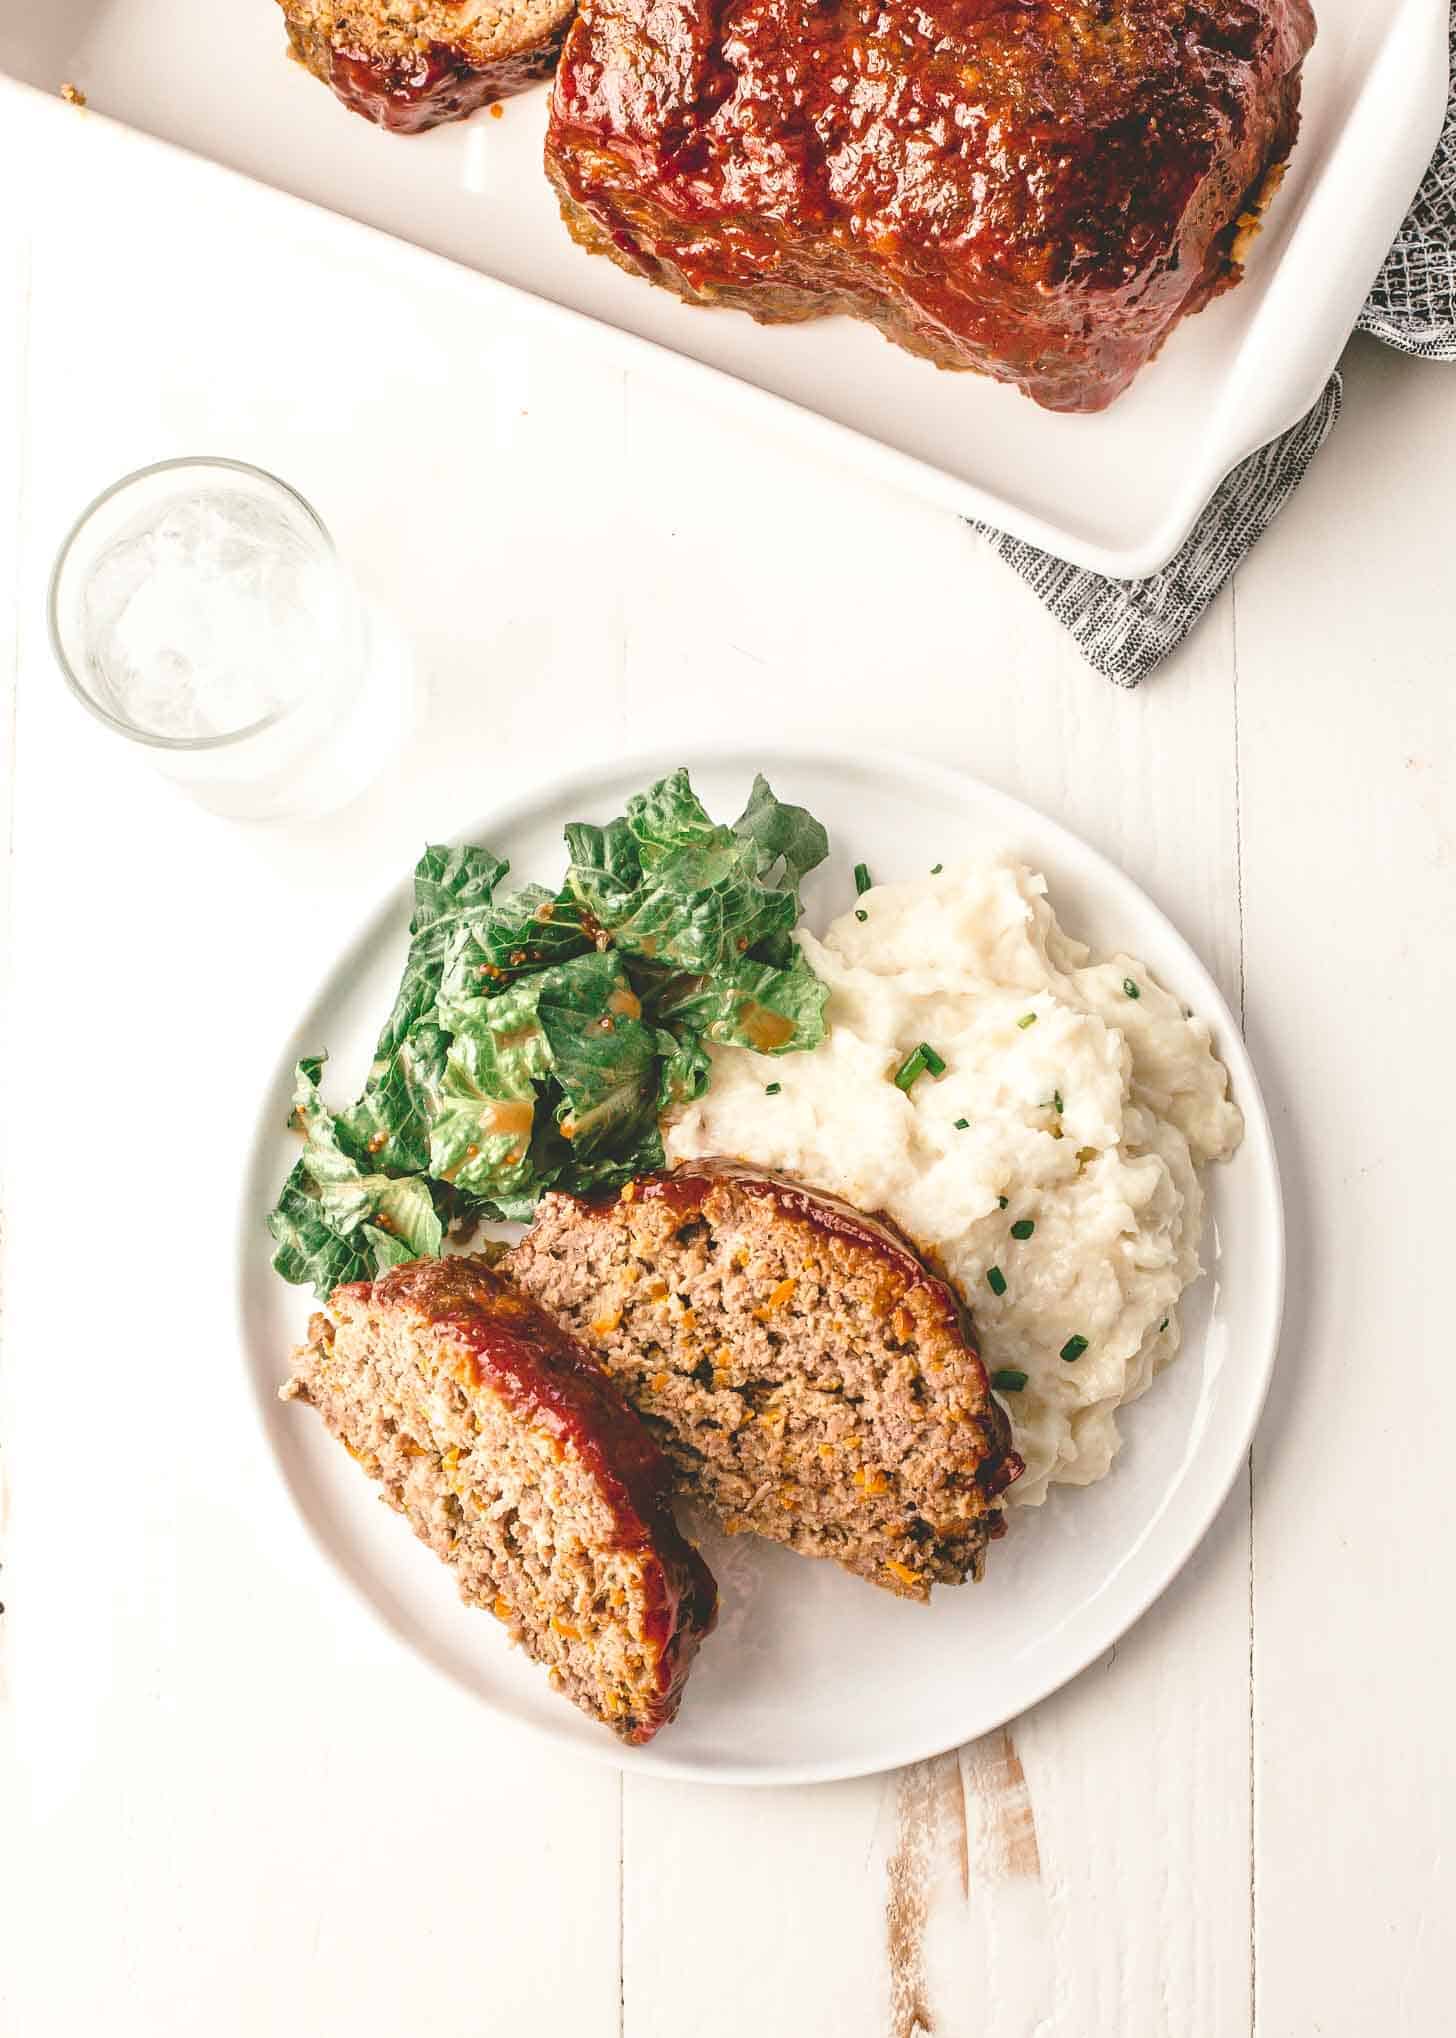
[281,1255,717,1742]
[279,0,572,133]
[507,1162,1023,1600]
[545,0,1316,411]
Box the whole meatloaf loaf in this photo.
[545,0,1317,411]
[507,1162,1023,1599]
[281,1255,717,1742]
[278,0,573,132]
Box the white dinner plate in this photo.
[2,1,1446,575]
[237,750,1283,1785]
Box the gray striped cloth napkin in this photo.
[976,25,1456,686]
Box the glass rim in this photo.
[47,455,338,752]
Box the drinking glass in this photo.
[48,457,412,819]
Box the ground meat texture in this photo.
[507,1162,1024,1601]
[278,0,571,132]
[280,1256,717,1742]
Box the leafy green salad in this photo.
[268,770,831,1298]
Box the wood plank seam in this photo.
[0,227,31,1706]
[1232,574,1257,2038]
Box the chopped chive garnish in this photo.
[1010,1219,1035,1240]
[854,908,868,922]
[1017,1012,1037,1030]
[1052,1090,1064,1113]
[893,1042,946,1091]
[1159,1317,1169,1333]
[895,1046,930,1091]
[931,863,943,875]
[997,1196,1009,1209]
[986,1266,1007,1297]
[1060,1334,1088,1362]
[954,1117,969,1130]
[1123,978,1141,999]
[990,1369,1028,1393]
[764,1082,782,1096]
[854,862,873,895]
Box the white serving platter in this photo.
[0,2,1446,576]
[237,750,1284,1786]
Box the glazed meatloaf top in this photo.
[283,1255,717,1741]
[280,0,573,130]
[508,1161,1023,1600]
[546,0,1316,408]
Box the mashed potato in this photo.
[666,858,1243,1504]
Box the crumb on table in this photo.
[60,82,87,107]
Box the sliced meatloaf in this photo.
[544,0,1315,411]
[281,1255,717,1742]
[507,1162,1023,1600]
[279,0,573,133]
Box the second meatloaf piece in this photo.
[279,0,573,132]
[545,0,1316,411]
[282,1256,717,1741]
[508,1162,1022,1599]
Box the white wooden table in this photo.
[3,91,1453,2038]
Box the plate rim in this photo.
[235,743,1285,1785]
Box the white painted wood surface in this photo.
[2,88,1452,2038]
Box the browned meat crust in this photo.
[279,0,570,132]
[282,1255,717,1742]
[544,0,1316,411]
[508,1161,1023,1600]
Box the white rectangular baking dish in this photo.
[1,1,1446,577]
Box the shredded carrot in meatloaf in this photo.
[503,1164,1020,1602]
